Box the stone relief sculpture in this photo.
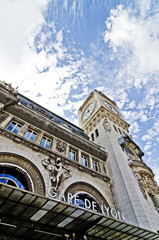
[0,112,9,123]
[133,172,147,199]
[42,157,72,190]
[103,118,111,132]
[0,80,18,95]
[56,139,67,152]
[133,171,159,199]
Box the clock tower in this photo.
[78,89,159,232]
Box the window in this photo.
[91,133,94,141]
[6,121,22,134]
[81,155,88,167]
[69,149,76,161]
[113,125,118,132]
[40,136,52,149]
[24,129,37,142]
[118,128,122,135]
[95,129,99,137]
[0,166,30,190]
[92,160,99,172]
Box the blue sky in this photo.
[0,0,159,183]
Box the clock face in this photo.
[104,100,119,115]
[82,101,95,120]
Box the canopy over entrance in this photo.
[0,183,159,240]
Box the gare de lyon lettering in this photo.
[48,187,125,221]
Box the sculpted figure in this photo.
[103,118,111,132]
[42,157,71,190]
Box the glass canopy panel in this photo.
[22,206,38,219]
[66,219,83,230]
[20,193,36,204]
[61,206,76,216]
[132,229,145,236]
[148,236,159,240]
[51,203,67,213]
[0,200,17,213]
[103,230,119,238]
[111,233,129,240]
[94,227,109,237]
[8,189,25,201]
[30,209,48,222]
[108,221,124,229]
[101,219,116,226]
[125,227,139,234]
[78,211,93,220]
[69,209,85,218]
[106,232,126,240]
[48,214,66,226]
[39,212,57,224]
[11,203,28,217]
[57,217,74,228]
[31,197,47,208]
[42,200,58,211]
[0,184,13,198]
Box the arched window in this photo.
[0,165,32,191]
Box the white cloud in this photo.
[105,2,159,76]
[129,121,140,134]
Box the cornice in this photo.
[129,160,154,176]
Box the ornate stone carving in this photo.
[133,171,159,199]
[103,118,111,132]
[0,112,9,123]
[42,157,72,190]
[133,172,147,199]
[56,139,67,152]
[140,172,159,194]
[0,80,18,95]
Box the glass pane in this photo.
[6,122,15,131]
[40,138,46,147]
[30,132,37,142]
[45,139,51,148]
[24,130,31,139]
[13,124,21,134]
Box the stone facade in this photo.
[0,82,159,237]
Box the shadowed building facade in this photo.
[0,81,159,240]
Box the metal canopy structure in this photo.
[0,183,159,240]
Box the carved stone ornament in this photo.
[56,139,67,152]
[42,157,72,190]
[0,112,9,123]
[134,171,159,199]
[0,80,18,95]
[103,118,111,132]
[140,172,159,194]
[133,171,147,199]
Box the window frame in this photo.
[6,121,22,134]
[24,129,37,142]
[40,136,52,149]
[92,159,99,172]
[69,148,77,162]
[81,154,89,167]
